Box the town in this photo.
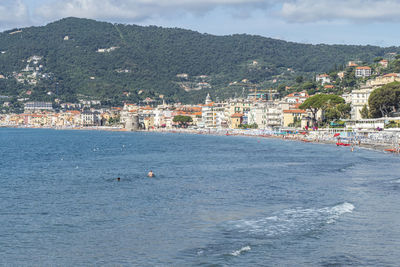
[1,59,400,144]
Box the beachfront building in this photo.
[201,102,227,128]
[226,98,254,127]
[247,101,282,129]
[81,111,101,126]
[200,94,228,128]
[282,109,307,127]
[230,113,243,129]
[355,66,372,78]
[350,86,374,120]
[351,74,400,120]
[153,108,173,128]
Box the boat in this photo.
[336,142,351,147]
[384,148,398,153]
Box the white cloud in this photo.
[34,0,275,21]
[281,0,400,23]
[0,0,29,27]
[2,0,400,33]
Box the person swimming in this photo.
[147,170,154,178]
[117,177,121,181]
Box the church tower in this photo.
[205,93,212,104]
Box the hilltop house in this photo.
[316,74,331,85]
[355,66,372,78]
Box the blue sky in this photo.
[1,0,400,46]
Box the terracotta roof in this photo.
[356,66,371,70]
[68,110,81,115]
[383,73,399,77]
[324,85,335,88]
[283,109,306,114]
[318,74,329,77]
[231,113,244,118]
[193,112,202,116]
[286,91,309,98]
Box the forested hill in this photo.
[0,17,398,104]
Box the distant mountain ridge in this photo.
[0,17,398,104]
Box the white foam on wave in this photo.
[228,202,354,237]
[391,178,400,184]
[230,246,251,256]
[325,202,354,224]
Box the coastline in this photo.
[146,128,396,154]
[1,125,397,154]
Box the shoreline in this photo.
[1,125,397,154]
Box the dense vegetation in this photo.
[0,17,399,105]
[368,82,400,118]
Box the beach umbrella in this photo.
[334,133,340,137]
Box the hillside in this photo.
[0,17,399,105]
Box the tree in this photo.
[295,76,304,83]
[173,115,193,128]
[302,81,316,90]
[336,103,351,119]
[360,104,370,119]
[368,82,400,118]
[299,94,345,126]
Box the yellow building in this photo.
[230,113,243,129]
[283,109,306,127]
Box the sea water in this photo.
[1,128,400,266]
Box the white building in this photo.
[248,101,282,129]
[201,94,227,128]
[355,66,372,78]
[350,86,373,120]
[316,74,331,84]
[81,111,100,126]
[24,102,53,112]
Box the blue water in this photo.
[1,128,400,266]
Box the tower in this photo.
[205,93,212,104]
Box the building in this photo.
[350,74,400,120]
[379,59,389,68]
[247,101,282,129]
[283,109,307,127]
[350,86,374,120]
[355,66,372,78]
[81,111,100,126]
[284,91,309,104]
[316,74,331,85]
[230,113,243,129]
[348,61,359,67]
[324,85,335,90]
[24,102,53,112]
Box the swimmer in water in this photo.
[117,177,121,181]
[147,170,154,178]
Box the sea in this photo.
[1,128,400,266]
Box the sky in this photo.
[1,0,400,46]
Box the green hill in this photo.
[0,17,398,105]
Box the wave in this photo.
[230,246,251,256]
[225,202,354,238]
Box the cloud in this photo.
[3,0,400,33]
[0,0,29,28]
[281,0,400,23]
[35,0,276,22]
